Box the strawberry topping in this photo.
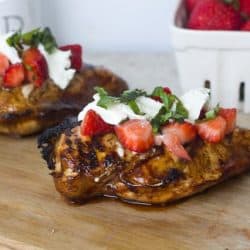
[3,63,25,88]
[218,108,237,134]
[81,110,113,136]
[162,133,191,161]
[60,44,82,71]
[0,53,10,76]
[115,119,154,153]
[162,122,197,145]
[196,116,227,143]
[22,48,49,87]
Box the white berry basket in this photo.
[170,0,250,113]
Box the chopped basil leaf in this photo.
[94,87,118,109]
[7,27,57,54]
[120,89,147,104]
[205,104,220,120]
[150,87,189,132]
[95,87,146,114]
[176,99,189,118]
[128,100,144,115]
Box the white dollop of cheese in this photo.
[0,33,21,63]
[180,88,210,121]
[78,94,163,125]
[38,44,75,89]
[136,96,163,120]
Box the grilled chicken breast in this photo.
[0,65,127,136]
[38,118,250,205]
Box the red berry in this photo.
[152,87,172,102]
[3,63,25,88]
[81,110,113,137]
[241,20,250,30]
[187,0,241,30]
[240,0,250,19]
[60,44,82,71]
[185,0,201,13]
[196,116,227,143]
[162,122,197,145]
[22,48,49,87]
[218,108,237,134]
[115,119,154,153]
[162,133,191,161]
[0,53,10,76]
[163,87,172,95]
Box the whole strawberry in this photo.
[240,0,250,19]
[241,20,250,30]
[187,0,241,30]
[185,0,201,13]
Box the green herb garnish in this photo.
[151,87,189,133]
[95,87,146,115]
[7,27,57,54]
[94,87,189,133]
[205,104,220,120]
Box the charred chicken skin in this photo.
[38,87,250,205]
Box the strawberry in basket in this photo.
[187,0,241,30]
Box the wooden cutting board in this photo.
[0,114,250,250]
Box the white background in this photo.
[41,0,174,52]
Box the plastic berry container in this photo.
[170,0,250,113]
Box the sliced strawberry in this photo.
[196,116,227,143]
[22,48,49,87]
[162,133,191,161]
[60,44,82,71]
[218,108,237,134]
[115,119,154,153]
[3,63,25,88]
[81,110,113,136]
[162,122,197,144]
[0,53,10,76]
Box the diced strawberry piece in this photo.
[115,119,154,153]
[196,116,227,143]
[22,48,49,87]
[162,133,191,161]
[152,86,172,102]
[162,122,197,144]
[163,87,172,95]
[218,108,237,134]
[81,110,113,137]
[3,63,25,88]
[60,44,82,71]
[0,53,10,76]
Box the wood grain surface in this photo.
[0,114,250,250]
